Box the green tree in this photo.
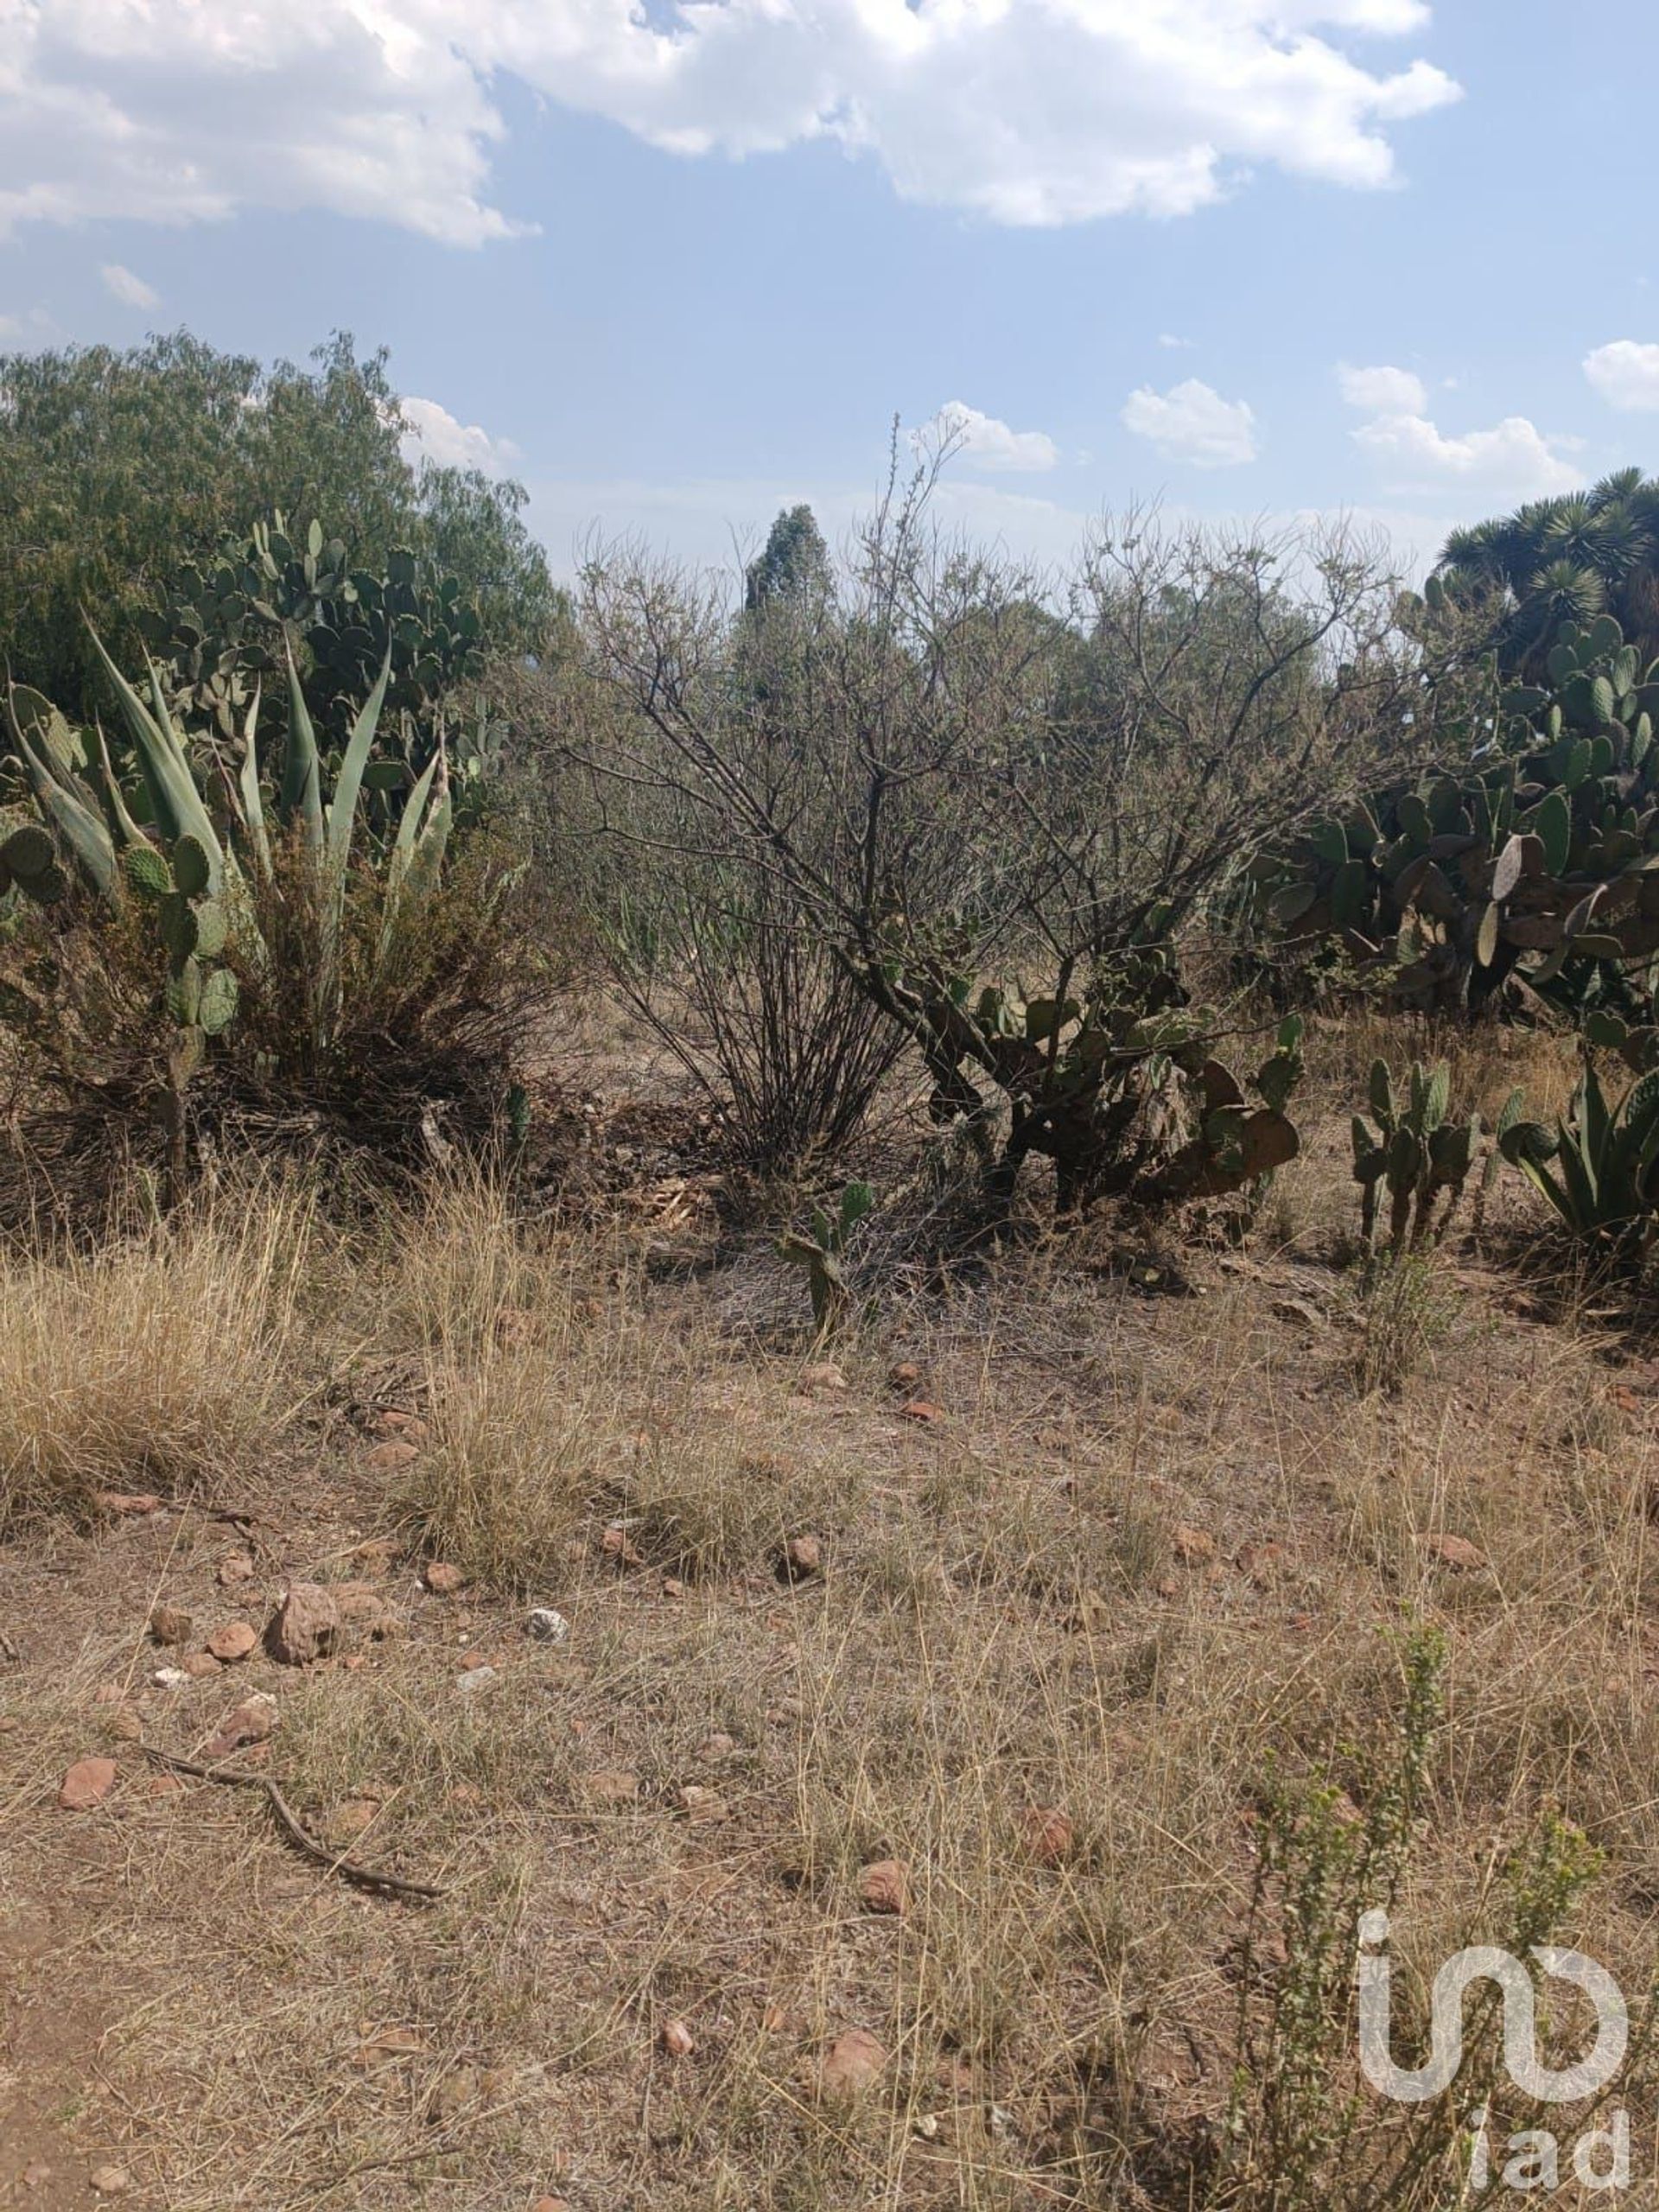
[1432,470,1659,677]
[0,330,555,720]
[744,504,832,612]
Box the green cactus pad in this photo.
[1,824,54,880]
[159,894,200,963]
[192,899,228,960]
[198,968,238,1036]
[170,833,212,897]
[122,845,172,901]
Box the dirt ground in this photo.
[4,1024,1659,2209]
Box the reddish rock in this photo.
[580,1769,639,1807]
[94,1491,162,1516]
[899,1399,944,1424]
[888,1360,921,1389]
[781,1535,823,1581]
[217,1551,256,1587]
[58,1757,118,1810]
[1020,1806,1076,1867]
[1172,1525,1216,1565]
[821,2026,888,2097]
[423,1561,467,1595]
[659,2018,696,2056]
[1421,1533,1486,1573]
[365,1440,422,1472]
[203,1692,277,1760]
[181,1651,222,1679]
[265,1582,340,1665]
[857,1858,908,1916]
[206,1621,257,1663]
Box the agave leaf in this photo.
[84,621,226,884]
[228,680,272,889]
[5,690,117,899]
[325,643,393,893]
[279,637,324,856]
[87,719,149,852]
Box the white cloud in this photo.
[400,396,521,476]
[1350,407,1581,499]
[1121,378,1259,467]
[0,2,1460,246]
[1338,360,1582,499]
[1584,340,1659,412]
[100,262,159,310]
[1338,360,1426,415]
[923,400,1058,473]
[1157,333,1196,351]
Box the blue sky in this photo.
[3,0,1657,580]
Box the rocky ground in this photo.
[3,1027,1658,2209]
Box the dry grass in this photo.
[4,1020,1659,2206]
[0,1182,321,1529]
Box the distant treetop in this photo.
[1431,471,1659,679]
[745,504,832,612]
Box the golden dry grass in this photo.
[0,1183,321,1529]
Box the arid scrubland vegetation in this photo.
[10,344,1659,2209]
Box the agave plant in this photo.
[4,620,454,1057]
[1499,1067,1659,1250]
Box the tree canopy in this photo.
[1431,470,1659,679]
[0,331,556,720]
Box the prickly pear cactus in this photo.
[779,1181,875,1338]
[1254,611,1659,1018]
[1351,1057,1513,1252]
[1144,1015,1306,1205]
[120,834,239,1062]
[2,819,70,908]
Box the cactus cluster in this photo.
[143,512,486,748]
[1147,1015,1306,1205]
[123,830,239,1043]
[906,935,1306,1215]
[1255,612,1659,1019]
[1351,1058,1516,1253]
[779,1181,875,1337]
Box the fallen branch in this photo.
[143,1745,448,1903]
